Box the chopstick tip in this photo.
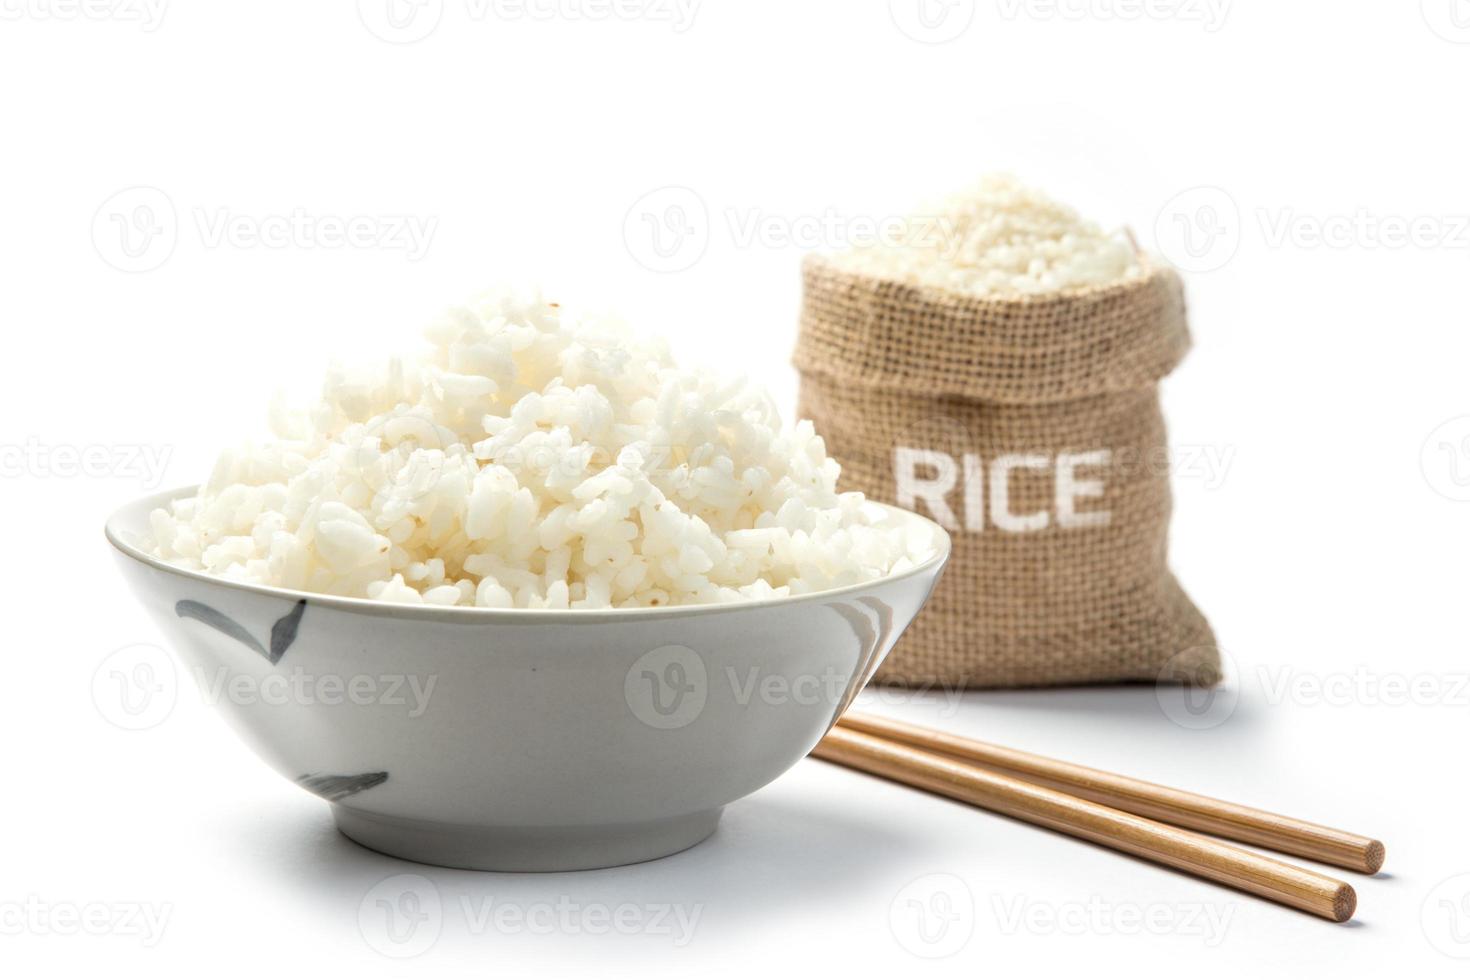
[1332,883,1357,923]
[1363,840,1386,875]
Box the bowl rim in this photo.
[106,485,951,624]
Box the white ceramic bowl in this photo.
[107,487,949,872]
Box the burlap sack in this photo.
[794,255,1218,689]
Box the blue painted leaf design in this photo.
[175,598,307,665]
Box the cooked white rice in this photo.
[149,288,931,609]
[830,174,1143,296]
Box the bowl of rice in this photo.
[107,288,949,871]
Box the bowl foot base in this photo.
[331,805,723,872]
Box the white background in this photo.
[3,1,1469,976]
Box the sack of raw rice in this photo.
[794,176,1218,688]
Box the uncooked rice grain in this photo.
[830,173,1143,296]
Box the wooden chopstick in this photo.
[813,725,1357,922]
[838,712,1385,875]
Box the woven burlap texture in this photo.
[794,254,1218,689]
